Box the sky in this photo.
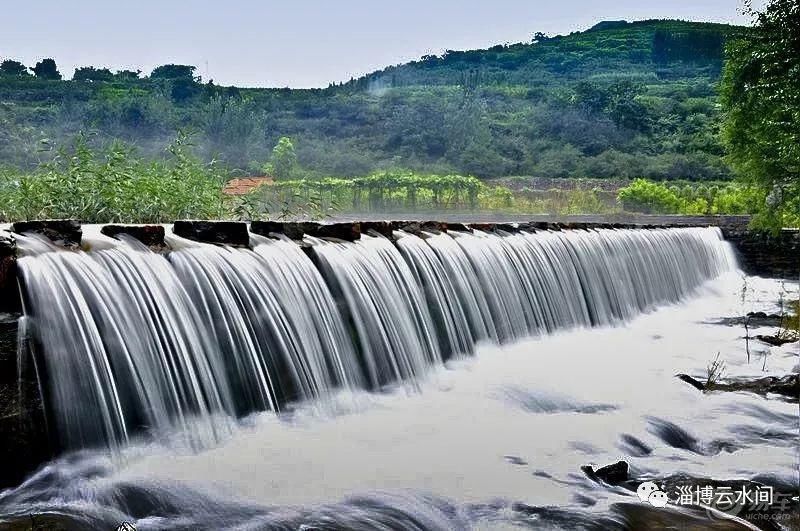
[3,0,755,88]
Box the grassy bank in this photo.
[0,136,788,225]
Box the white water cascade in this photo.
[15,226,736,450]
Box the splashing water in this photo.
[2,271,795,531]
[14,226,735,450]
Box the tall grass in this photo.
[0,134,228,223]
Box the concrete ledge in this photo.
[0,217,794,279]
[173,220,250,247]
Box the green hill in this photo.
[0,19,745,181]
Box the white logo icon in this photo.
[648,490,669,508]
[637,481,669,507]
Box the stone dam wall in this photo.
[0,216,796,488]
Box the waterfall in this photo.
[16,235,232,449]
[311,234,442,388]
[14,226,736,450]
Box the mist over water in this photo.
[3,226,796,529]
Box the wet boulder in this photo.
[0,232,20,313]
[442,222,470,233]
[373,220,469,237]
[173,220,249,247]
[563,222,591,230]
[313,222,361,241]
[582,460,629,485]
[0,314,52,489]
[522,221,553,231]
[755,334,798,347]
[709,312,784,328]
[391,221,449,236]
[101,225,166,252]
[250,221,361,241]
[250,220,295,238]
[11,220,82,249]
[677,373,706,391]
[468,223,497,233]
[357,221,391,236]
[0,231,14,256]
[359,221,396,239]
[469,223,520,233]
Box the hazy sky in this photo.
[4,1,754,88]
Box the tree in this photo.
[32,58,61,80]
[115,69,141,80]
[150,64,198,81]
[202,96,260,168]
[532,32,550,44]
[73,66,114,82]
[150,64,200,102]
[265,137,298,180]
[573,81,610,114]
[0,60,28,77]
[721,0,800,229]
[169,77,200,102]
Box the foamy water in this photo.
[1,273,796,530]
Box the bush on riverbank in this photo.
[616,178,781,220]
[0,134,228,223]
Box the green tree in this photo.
[169,77,200,102]
[150,64,198,81]
[73,66,114,82]
[32,58,61,80]
[150,64,200,102]
[115,69,141,80]
[202,96,260,168]
[0,60,28,77]
[721,0,800,229]
[265,137,299,180]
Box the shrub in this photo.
[617,178,681,213]
[0,133,227,223]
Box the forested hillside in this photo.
[1,19,742,180]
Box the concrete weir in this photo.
[0,216,796,489]
[0,215,796,318]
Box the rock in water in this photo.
[582,460,629,485]
[677,373,706,391]
[755,334,797,347]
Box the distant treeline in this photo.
[1,20,741,182]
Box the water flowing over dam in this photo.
[14,226,736,451]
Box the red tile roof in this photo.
[223,176,274,196]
